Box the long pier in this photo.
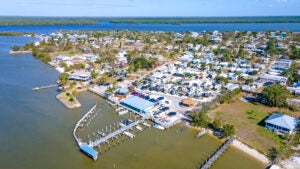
[199,137,236,169]
[73,105,97,146]
[32,84,58,91]
[90,119,145,147]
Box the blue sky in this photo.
[0,0,299,16]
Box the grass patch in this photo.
[208,96,292,153]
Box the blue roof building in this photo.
[80,144,98,160]
[265,113,299,134]
[120,96,155,114]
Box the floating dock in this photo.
[199,137,236,169]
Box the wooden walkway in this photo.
[199,137,236,169]
[90,119,145,147]
[73,105,97,146]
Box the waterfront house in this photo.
[69,72,92,82]
[265,113,299,134]
[225,83,240,91]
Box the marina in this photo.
[0,28,269,169]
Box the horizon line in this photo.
[0,15,300,18]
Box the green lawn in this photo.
[208,96,293,153]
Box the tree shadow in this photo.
[257,113,272,127]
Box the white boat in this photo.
[142,122,151,127]
[119,123,126,127]
[153,124,165,130]
[118,109,128,115]
[97,131,106,137]
[136,125,143,131]
[123,131,135,139]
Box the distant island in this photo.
[0,16,300,26]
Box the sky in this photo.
[0,0,299,17]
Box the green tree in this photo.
[90,70,98,79]
[222,124,235,138]
[245,78,254,84]
[261,83,289,107]
[128,63,135,74]
[72,90,77,97]
[267,147,279,163]
[58,73,69,85]
[211,119,222,131]
[98,73,108,83]
[266,38,278,55]
[191,111,209,128]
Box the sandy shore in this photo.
[56,93,81,109]
[232,140,270,164]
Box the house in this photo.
[265,113,299,134]
[225,83,240,91]
[55,55,70,62]
[82,46,92,53]
[260,73,288,85]
[69,72,92,82]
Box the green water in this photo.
[0,36,266,169]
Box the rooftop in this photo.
[265,113,298,130]
[121,96,155,111]
[80,144,98,157]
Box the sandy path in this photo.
[232,140,270,164]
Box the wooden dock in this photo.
[32,84,58,91]
[73,105,97,146]
[199,137,236,169]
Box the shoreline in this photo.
[232,139,270,164]
[56,92,81,109]
[187,124,270,164]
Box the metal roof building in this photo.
[265,113,299,134]
[80,144,98,160]
[120,96,155,114]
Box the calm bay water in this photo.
[0,22,299,34]
[0,25,269,169]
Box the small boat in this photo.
[153,124,165,130]
[97,131,106,137]
[119,119,133,127]
[32,87,40,91]
[118,109,128,115]
[123,131,135,139]
[136,125,143,131]
[142,122,151,127]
